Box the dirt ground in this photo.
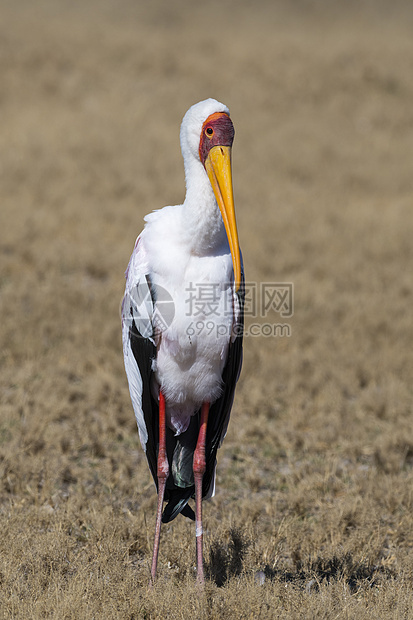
[1,0,413,617]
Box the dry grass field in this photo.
[1,0,413,617]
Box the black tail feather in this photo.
[181,503,196,521]
[162,487,195,523]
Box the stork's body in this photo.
[122,99,244,584]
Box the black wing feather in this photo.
[203,276,245,497]
[128,317,158,486]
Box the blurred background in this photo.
[1,0,413,615]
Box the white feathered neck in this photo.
[179,99,230,255]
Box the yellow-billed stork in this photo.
[121,99,244,584]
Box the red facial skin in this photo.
[199,112,235,166]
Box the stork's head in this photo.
[180,99,241,292]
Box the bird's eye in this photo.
[205,127,214,137]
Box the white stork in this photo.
[121,99,244,585]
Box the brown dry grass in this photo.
[1,0,413,617]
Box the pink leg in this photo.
[150,391,169,585]
[193,401,210,585]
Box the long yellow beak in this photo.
[204,145,241,291]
